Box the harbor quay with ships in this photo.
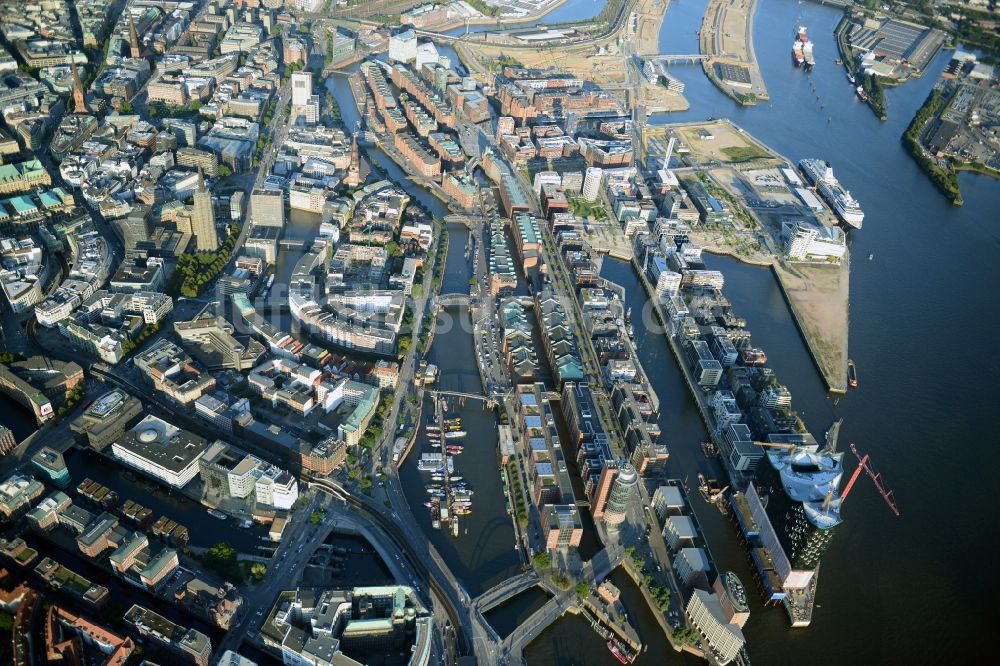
[639,119,855,393]
[623,119,886,629]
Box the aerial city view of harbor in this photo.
[0,0,997,665]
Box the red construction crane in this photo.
[840,443,900,517]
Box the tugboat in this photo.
[847,359,858,388]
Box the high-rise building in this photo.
[290,71,318,124]
[542,504,583,551]
[190,169,218,251]
[291,71,312,106]
[582,167,604,202]
[758,447,843,570]
[496,116,515,141]
[250,189,284,228]
[596,462,637,526]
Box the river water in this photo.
[528,0,1000,663]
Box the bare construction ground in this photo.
[455,0,688,112]
[671,120,777,165]
[649,120,850,392]
[773,259,851,393]
[700,0,768,102]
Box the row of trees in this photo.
[861,73,888,121]
[902,88,963,205]
[170,223,239,297]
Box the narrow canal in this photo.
[396,221,523,597]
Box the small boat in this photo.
[856,85,868,102]
[455,509,472,516]
[868,253,874,261]
[207,509,227,520]
[847,71,856,84]
[836,58,843,65]
[847,359,858,388]
[426,486,442,493]
[607,639,633,664]
[450,475,463,481]
[423,501,435,508]
[444,431,467,439]
[426,426,440,432]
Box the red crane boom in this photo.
[842,443,900,517]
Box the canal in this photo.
[63,447,272,553]
[529,0,1000,663]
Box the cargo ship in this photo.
[847,359,858,388]
[799,158,865,228]
[793,26,814,68]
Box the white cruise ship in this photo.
[799,159,864,229]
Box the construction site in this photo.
[453,0,690,113]
[700,0,769,104]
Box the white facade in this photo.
[388,30,417,63]
[255,468,298,509]
[291,71,312,106]
[582,167,603,202]
[686,589,746,665]
[783,221,846,261]
[655,270,681,300]
[533,171,561,197]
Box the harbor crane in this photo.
[754,440,899,516]
[841,442,900,517]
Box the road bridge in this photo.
[473,571,541,613]
[644,53,735,63]
[500,592,576,664]
[437,293,472,308]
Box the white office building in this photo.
[388,29,417,63]
[582,167,603,201]
[782,221,846,262]
[686,589,746,665]
[290,72,319,124]
[111,416,215,488]
[255,467,298,510]
[533,171,561,197]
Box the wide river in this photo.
[526,0,999,664]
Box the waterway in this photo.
[63,447,272,553]
[530,0,1000,663]
[396,233,523,597]
[443,0,609,37]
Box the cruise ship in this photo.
[798,159,865,228]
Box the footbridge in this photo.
[425,388,511,409]
[473,571,541,613]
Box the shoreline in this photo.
[700,0,769,105]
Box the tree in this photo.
[359,477,373,491]
[217,164,232,177]
[250,563,267,581]
[118,101,134,113]
[203,542,243,583]
[574,582,591,599]
[309,509,325,525]
[532,551,550,569]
